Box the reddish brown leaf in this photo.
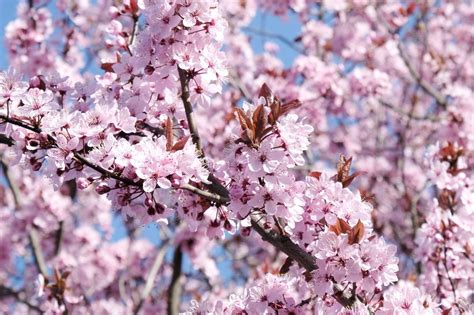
[258,83,273,101]
[406,2,417,15]
[100,62,115,72]
[279,257,294,274]
[130,0,139,14]
[165,117,173,151]
[235,108,253,133]
[342,171,364,188]
[348,220,365,245]
[268,99,281,125]
[331,155,353,183]
[235,108,256,147]
[171,136,189,152]
[308,171,322,179]
[252,104,267,142]
[280,99,302,115]
[329,218,351,235]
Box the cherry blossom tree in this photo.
[0,0,472,314]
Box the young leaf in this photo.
[171,135,190,152]
[258,83,273,101]
[280,99,302,116]
[348,220,365,245]
[308,171,322,180]
[329,218,351,235]
[252,104,267,143]
[165,116,173,151]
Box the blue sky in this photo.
[0,0,18,69]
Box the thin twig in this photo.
[180,183,229,203]
[134,241,169,315]
[397,42,448,108]
[244,27,305,54]
[54,221,64,256]
[177,67,204,158]
[28,228,48,278]
[177,67,229,199]
[379,100,438,122]
[250,216,358,307]
[0,160,21,207]
[1,158,49,295]
[129,14,139,47]
[0,285,42,312]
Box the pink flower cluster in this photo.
[1,0,473,314]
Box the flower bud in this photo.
[96,185,111,195]
[76,177,91,190]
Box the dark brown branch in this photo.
[167,246,183,315]
[251,218,316,271]
[177,67,229,199]
[177,67,204,158]
[54,221,64,256]
[251,217,358,308]
[0,114,139,187]
[129,14,139,47]
[0,134,14,146]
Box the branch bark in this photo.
[0,114,219,200]
[251,218,316,271]
[134,242,169,315]
[177,67,229,200]
[1,158,49,278]
[0,285,42,313]
[28,228,48,278]
[167,246,183,315]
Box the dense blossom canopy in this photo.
[0,0,473,314]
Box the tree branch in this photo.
[177,67,229,199]
[0,160,21,207]
[28,228,48,278]
[251,217,358,308]
[54,221,64,256]
[1,158,48,277]
[379,100,439,122]
[0,285,42,313]
[167,246,183,315]
[134,242,169,315]
[397,42,448,108]
[180,183,229,203]
[251,218,316,271]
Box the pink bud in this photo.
[96,185,110,195]
[77,177,91,190]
